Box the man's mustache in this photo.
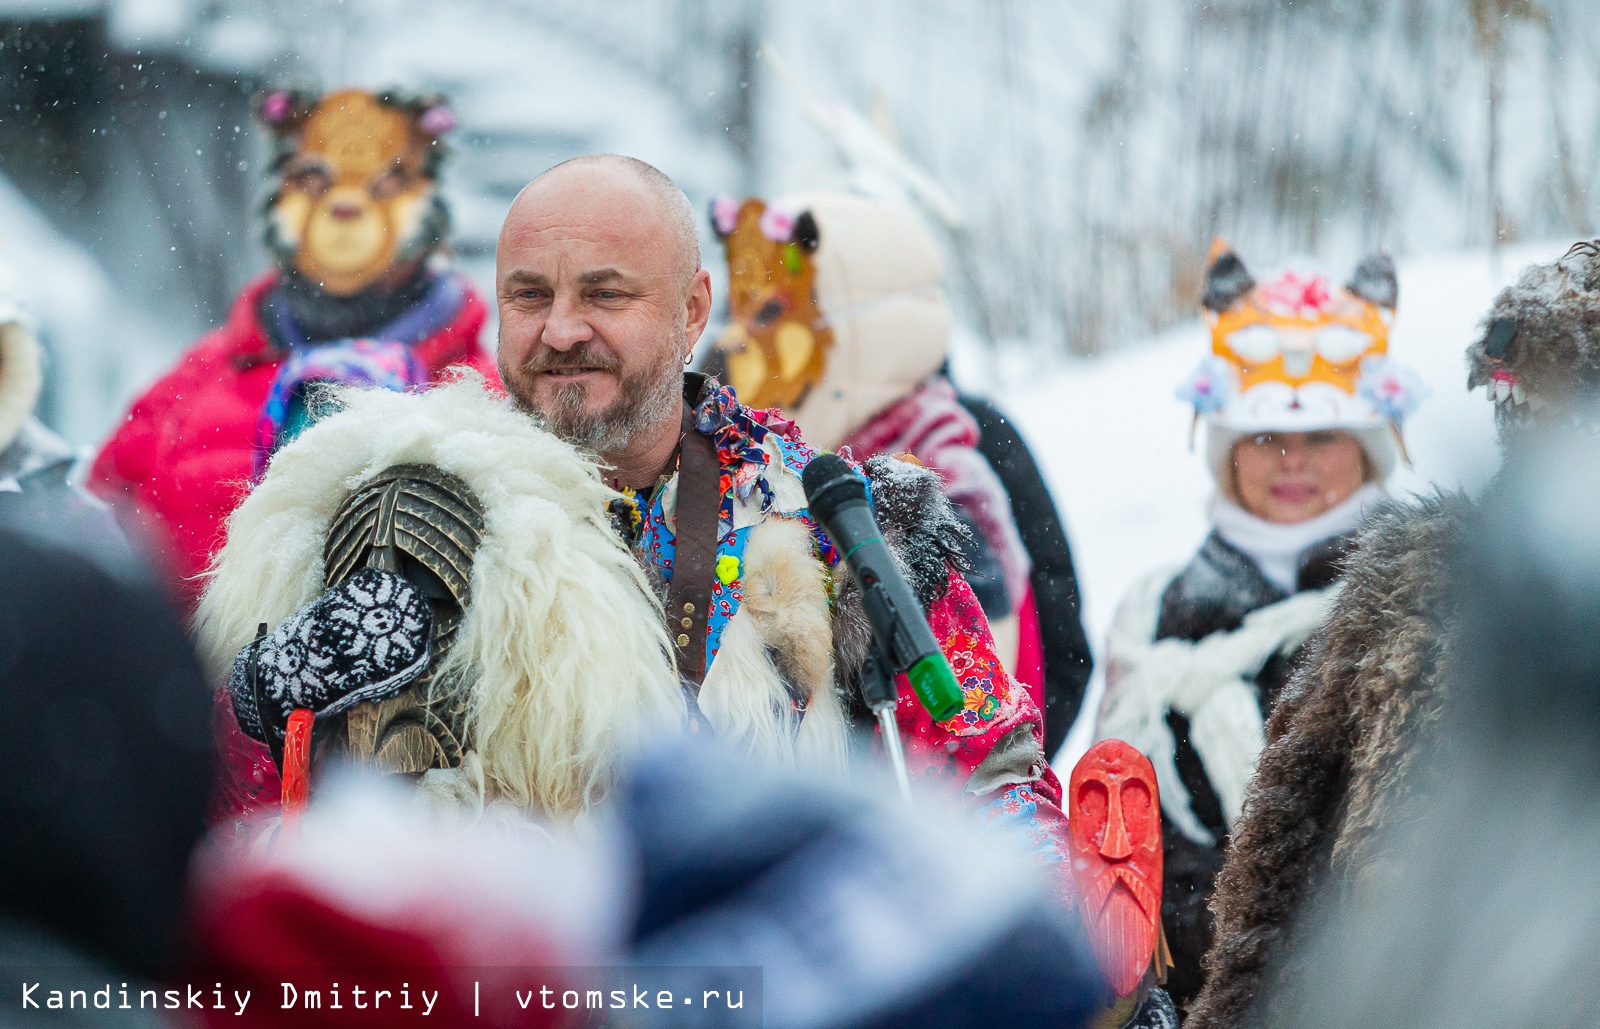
[522,342,623,375]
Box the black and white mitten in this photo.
[228,567,433,745]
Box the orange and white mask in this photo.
[710,192,949,451]
[1179,242,1427,480]
[257,88,454,297]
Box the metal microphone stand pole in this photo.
[859,648,914,807]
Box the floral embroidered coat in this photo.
[625,376,1072,886]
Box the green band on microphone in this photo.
[907,653,963,723]
[841,536,885,564]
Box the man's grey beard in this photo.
[505,330,685,460]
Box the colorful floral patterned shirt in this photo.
[617,380,1071,896]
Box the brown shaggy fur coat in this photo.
[1185,494,1467,1028]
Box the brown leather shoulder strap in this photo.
[666,401,721,686]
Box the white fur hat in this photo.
[780,191,950,451]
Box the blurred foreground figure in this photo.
[90,87,497,821]
[1095,244,1425,1012]
[190,776,571,1029]
[709,192,1093,754]
[1188,241,1600,1028]
[609,742,1104,1027]
[1232,425,1600,1029]
[193,742,1103,1028]
[198,157,1076,903]
[0,527,211,1000]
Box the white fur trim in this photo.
[1095,567,1336,844]
[698,516,849,773]
[0,320,43,454]
[196,377,684,818]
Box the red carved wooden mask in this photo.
[1068,739,1164,999]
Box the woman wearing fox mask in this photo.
[90,87,497,823]
[1093,243,1428,1013]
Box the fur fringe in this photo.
[195,376,684,818]
[699,517,849,772]
[830,454,972,721]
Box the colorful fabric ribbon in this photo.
[252,274,463,477]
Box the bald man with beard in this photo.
[485,155,1082,859]
[210,158,1078,902]
[495,155,710,490]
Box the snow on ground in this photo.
[952,242,1569,769]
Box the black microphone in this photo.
[802,455,963,722]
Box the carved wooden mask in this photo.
[322,464,483,774]
[1069,739,1165,999]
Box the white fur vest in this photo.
[197,378,971,818]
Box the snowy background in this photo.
[0,1,1588,753]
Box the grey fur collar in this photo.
[263,264,434,345]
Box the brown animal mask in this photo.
[257,87,454,297]
[710,196,831,410]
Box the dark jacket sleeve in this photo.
[957,392,1094,758]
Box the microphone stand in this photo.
[859,648,914,807]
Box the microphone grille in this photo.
[801,454,866,523]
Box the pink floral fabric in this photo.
[843,377,1031,612]
[893,566,1072,899]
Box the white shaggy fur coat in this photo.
[197,377,850,818]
